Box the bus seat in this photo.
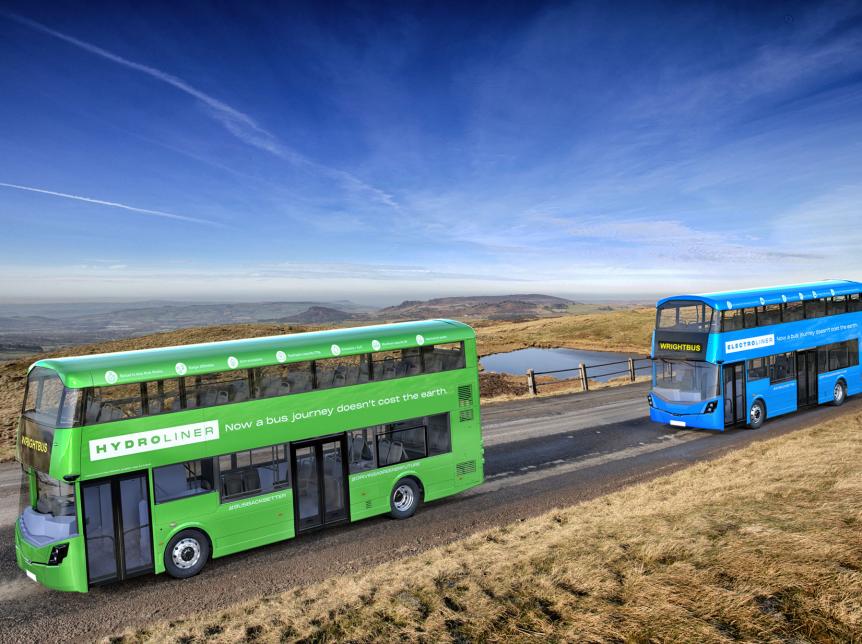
[257,466,275,491]
[404,356,421,375]
[377,438,391,464]
[388,442,405,463]
[222,473,243,497]
[425,354,442,372]
[86,400,102,423]
[149,399,163,414]
[102,405,124,421]
[276,461,289,483]
[382,357,396,379]
[333,365,347,387]
[242,469,260,493]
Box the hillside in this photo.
[474,307,655,355]
[279,305,354,323]
[379,294,615,321]
[0,301,370,356]
[0,295,633,359]
[110,409,862,642]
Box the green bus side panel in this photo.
[77,369,479,480]
[150,488,296,573]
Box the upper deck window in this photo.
[656,301,717,333]
[81,340,469,425]
[23,367,81,429]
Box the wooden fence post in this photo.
[579,363,589,392]
[526,369,538,396]
[628,357,636,382]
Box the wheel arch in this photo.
[749,396,767,427]
[394,473,425,501]
[163,523,213,561]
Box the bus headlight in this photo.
[704,401,717,414]
[647,394,654,408]
[48,543,69,566]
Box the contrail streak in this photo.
[0,182,221,226]
[5,13,401,211]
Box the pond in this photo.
[480,347,643,382]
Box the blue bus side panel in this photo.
[746,378,797,419]
[817,366,861,404]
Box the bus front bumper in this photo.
[15,520,88,593]
[648,397,724,431]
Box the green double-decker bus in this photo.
[15,320,483,592]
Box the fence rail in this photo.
[525,356,652,395]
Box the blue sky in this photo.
[1,1,861,303]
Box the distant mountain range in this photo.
[0,294,622,357]
[380,294,592,321]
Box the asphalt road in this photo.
[0,383,856,643]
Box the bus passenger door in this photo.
[291,436,349,533]
[723,363,745,426]
[796,350,818,407]
[81,471,153,585]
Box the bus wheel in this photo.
[748,400,766,429]
[165,529,210,579]
[389,479,421,519]
[832,380,847,406]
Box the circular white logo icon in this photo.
[227,356,239,369]
[276,350,287,363]
[831,288,836,296]
[104,370,118,385]
[175,362,187,376]
[416,334,425,346]
[812,290,817,298]
[759,297,766,306]
[371,339,381,351]
[331,344,341,356]
[782,294,787,303]
[726,300,733,310]
[798,292,805,300]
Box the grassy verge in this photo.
[111,411,862,643]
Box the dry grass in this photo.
[0,311,654,461]
[474,308,654,356]
[110,411,862,643]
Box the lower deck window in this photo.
[219,445,290,501]
[348,413,451,474]
[817,340,859,373]
[153,459,215,503]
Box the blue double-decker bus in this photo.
[648,280,862,430]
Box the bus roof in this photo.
[657,280,862,311]
[32,319,475,389]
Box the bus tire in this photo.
[832,380,847,406]
[748,400,766,429]
[164,529,210,579]
[389,478,421,519]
